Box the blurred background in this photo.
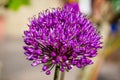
[0,0,120,80]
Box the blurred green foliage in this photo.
[5,0,30,11]
[108,0,120,14]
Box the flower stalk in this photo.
[54,65,60,80]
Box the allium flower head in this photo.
[23,5,102,75]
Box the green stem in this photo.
[54,65,60,80]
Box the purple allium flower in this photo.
[23,5,102,75]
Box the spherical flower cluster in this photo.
[23,5,102,75]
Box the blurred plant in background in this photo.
[5,0,30,11]
[108,0,120,15]
[0,0,30,11]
